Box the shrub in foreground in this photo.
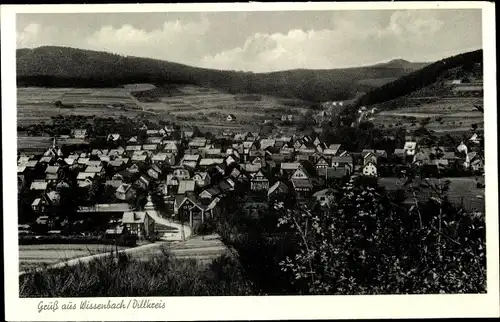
[19,248,257,297]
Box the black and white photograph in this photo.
[2,2,499,321]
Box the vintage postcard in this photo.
[2,1,499,321]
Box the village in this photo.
[17,118,485,245]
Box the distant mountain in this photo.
[350,49,483,111]
[372,59,428,70]
[16,46,424,103]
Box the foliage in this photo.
[275,177,486,294]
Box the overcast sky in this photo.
[16,10,482,72]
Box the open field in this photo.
[379,176,485,212]
[371,97,483,133]
[19,244,129,271]
[17,87,145,126]
[17,84,309,135]
[137,84,310,131]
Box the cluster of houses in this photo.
[17,122,484,240]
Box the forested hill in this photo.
[351,49,483,109]
[17,46,425,103]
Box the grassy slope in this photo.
[17,46,424,103]
[351,49,483,111]
[19,247,257,297]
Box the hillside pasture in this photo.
[371,97,483,133]
[17,87,146,126]
[135,84,310,133]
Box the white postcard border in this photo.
[2,2,499,321]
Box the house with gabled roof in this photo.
[260,139,276,151]
[242,141,257,155]
[203,148,223,158]
[173,168,191,180]
[147,136,163,145]
[313,188,336,207]
[193,172,211,188]
[146,129,160,136]
[126,163,141,174]
[412,150,430,166]
[126,145,142,154]
[134,175,151,191]
[250,156,267,168]
[85,165,105,176]
[177,180,196,195]
[404,141,417,156]
[71,129,88,139]
[331,155,354,172]
[115,183,135,201]
[250,170,269,191]
[183,130,194,139]
[30,180,48,191]
[199,158,224,169]
[291,177,313,197]
[199,187,221,200]
[131,154,148,164]
[32,190,60,213]
[45,165,62,182]
[163,142,178,155]
[166,174,180,188]
[147,164,162,180]
[362,161,377,177]
[141,144,157,152]
[315,156,330,176]
[107,133,121,142]
[39,156,54,164]
[362,151,378,166]
[151,153,168,166]
[268,181,289,199]
[225,155,238,166]
[122,211,155,239]
[218,178,235,193]
[174,195,209,227]
[280,162,301,176]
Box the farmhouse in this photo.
[268,181,289,199]
[122,211,155,239]
[193,172,211,187]
[226,114,236,122]
[71,129,88,139]
[362,162,378,177]
[250,170,270,191]
[107,134,121,142]
[403,141,417,156]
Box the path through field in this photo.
[19,234,229,276]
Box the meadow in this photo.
[17,84,310,135]
[17,87,144,127]
[19,247,256,297]
[19,244,129,271]
[371,97,483,133]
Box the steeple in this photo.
[52,137,56,149]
